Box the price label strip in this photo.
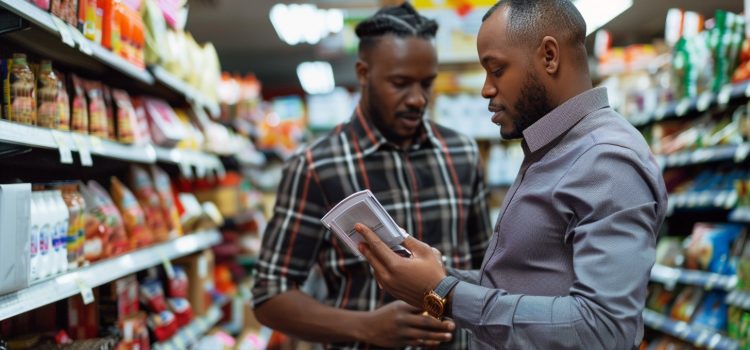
[72,133,93,166]
[51,16,75,47]
[75,278,95,305]
[160,252,175,280]
[717,84,733,108]
[70,27,94,56]
[50,130,74,164]
[89,135,105,153]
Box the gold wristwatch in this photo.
[423,276,460,319]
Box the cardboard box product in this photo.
[0,183,31,295]
[173,249,215,316]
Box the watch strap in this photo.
[433,276,460,299]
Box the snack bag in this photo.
[684,223,744,275]
[86,80,109,138]
[111,89,137,143]
[70,74,89,133]
[81,180,129,260]
[670,287,704,322]
[150,165,182,238]
[130,165,168,242]
[55,70,70,131]
[110,176,152,248]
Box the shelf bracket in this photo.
[0,10,29,35]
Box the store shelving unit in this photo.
[642,309,739,350]
[152,295,229,350]
[725,290,750,310]
[0,230,221,321]
[650,264,737,291]
[667,190,738,214]
[629,80,750,128]
[729,207,750,223]
[656,143,750,170]
[0,0,220,117]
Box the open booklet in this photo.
[321,189,411,258]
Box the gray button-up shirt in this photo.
[449,87,667,349]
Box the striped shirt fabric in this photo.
[252,107,493,350]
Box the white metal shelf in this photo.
[655,143,750,170]
[0,230,221,321]
[667,190,738,215]
[643,309,738,350]
[650,264,737,291]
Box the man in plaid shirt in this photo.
[252,3,493,349]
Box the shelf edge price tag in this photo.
[75,278,95,305]
[70,27,94,56]
[675,99,691,117]
[51,16,75,47]
[72,134,93,166]
[697,92,713,112]
[89,135,105,153]
[160,252,175,279]
[717,84,733,107]
[50,130,74,164]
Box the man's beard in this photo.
[366,83,423,144]
[502,72,553,139]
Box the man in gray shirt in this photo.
[354,0,668,349]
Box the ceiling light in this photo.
[297,61,336,95]
[270,4,345,45]
[574,0,633,36]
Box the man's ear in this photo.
[356,58,369,88]
[539,36,560,75]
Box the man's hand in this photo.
[355,223,447,308]
[361,300,454,347]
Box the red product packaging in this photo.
[117,312,150,350]
[147,310,178,342]
[167,298,193,328]
[140,279,167,313]
[167,266,188,298]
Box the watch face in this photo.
[423,291,445,319]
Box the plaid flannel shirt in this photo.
[253,108,493,350]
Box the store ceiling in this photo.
[187,0,745,96]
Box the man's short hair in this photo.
[355,2,438,53]
[482,0,586,49]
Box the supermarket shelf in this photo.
[0,0,153,84]
[93,138,157,164]
[152,296,229,350]
[642,309,738,350]
[667,190,738,214]
[630,80,750,128]
[438,52,479,65]
[650,264,737,291]
[150,66,220,118]
[726,290,750,310]
[154,147,225,178]
[0,230,221,321]
[729,206,750,223]
[655,143,750,170]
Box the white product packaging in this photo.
[52,190,69,274]
[29,193,40,281]
[37,191,54,278]
[0,183,31,295]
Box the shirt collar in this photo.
[522,87,610,154]
[350,104,438,155]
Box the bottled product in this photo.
[35,192,54,278]
[29,192,40,281]
[52,190,70,274]
[44,191,62,275]
[36,60,60,129]
[5,53,36,125]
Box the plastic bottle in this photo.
[43,191,61,276]
[36,191,53,278]
[29,192,40,281]
[52,190,69,274]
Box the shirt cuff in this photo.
[450,281,522,335]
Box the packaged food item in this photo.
[4,53,36,125]
[103,85,115,140]
[100,0,120,52]
[646,284,676,314]
[130,97,152,144]
[60,183,86,269]
[110,177,151,249]
[167,266,188,298]
[140,278,167,313]
[29,0,50,10]
[36,60,59,129]
[85,80,109,138]
[111,89,137,143]
[684,223,744,275]
[129,166,168,242]
[150,165,181,238]
[54,70,70,131]
[78,0,102,43]
[81,180,128,261]
[117,312,149,350]
[49,190,69,275]
[167,298,193,327]
[70,74,89,133]
[100,275,139,329]
[670,287,704,322]
[143,98,187,147]
[51,0,79,26]
[147,310,177,342]
[692,291,729,331]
